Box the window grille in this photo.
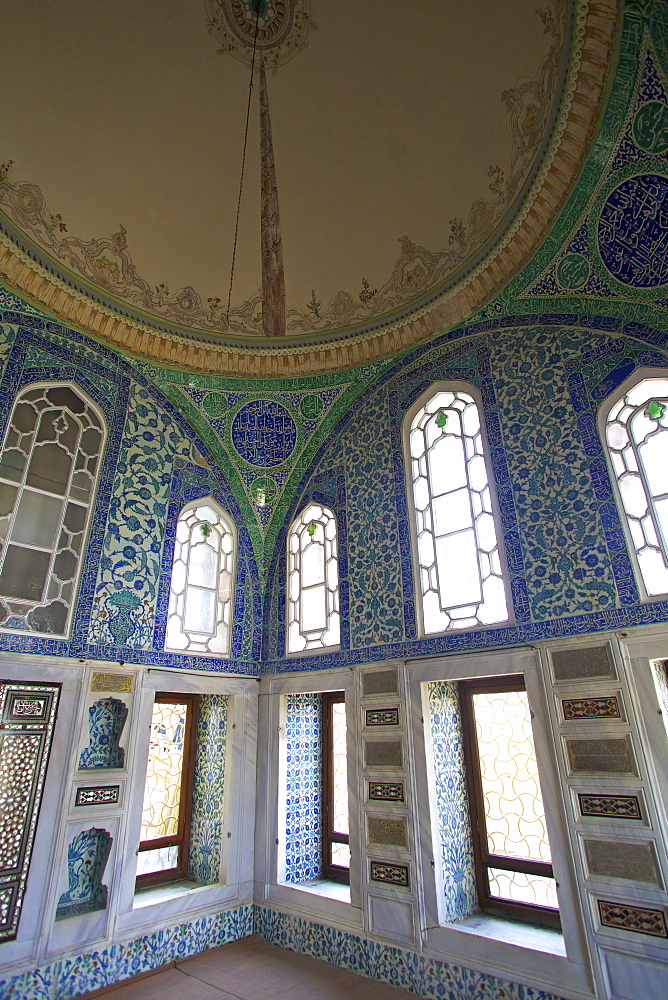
[0,383,105,636]
[165,500,235,657]
[406,386,508,634]
[287,503,340,653]
[459,675,559,926]
[136,693,197,886]
[604,377,668,597]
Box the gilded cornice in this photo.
[0,1,618,377]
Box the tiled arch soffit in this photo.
[0,2,617,379]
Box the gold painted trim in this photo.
[0,1,618,376]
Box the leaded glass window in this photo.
[136,693,196,886]
[604,377,668,597]
[165,500,235,657]
[287,503,340,653]
[406,386,508,634]
[459,675,559,926]
[0,383,105,636]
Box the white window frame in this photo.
[164,497,237,659]
[0,381,106,639]
[286,502,340,655]
[403,381,512,638]
[599,369,668,601]
[255,668,362,930]
[407,648,589,998]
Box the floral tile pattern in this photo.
[283,694,322,883]
[252,906,569,1000]
[426,681,477,921]
[189,694,228,884]
[0,905,253,1000]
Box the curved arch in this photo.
[287,502,340,654]
[600,371,668,599]
[165,498,236,657]
[0,381,106,636]
[404,382,510,635]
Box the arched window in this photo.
[165,499,235,657]
[0,382,106,636]
[603,375,668,598]
[287,502,340,653]
[406,385,509,634]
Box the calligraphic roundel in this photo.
[231,400,297,467]
[598,173,668,289]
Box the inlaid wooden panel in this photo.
[552,646,614,682]
[585,840,661,885]
[364,740,403,768]
[566,737,635,775]
[368,818,407,848]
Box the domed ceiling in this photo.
[0,1,617,373]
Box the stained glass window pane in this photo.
[139,702,187,842]
[408,388,508,635]
[605,378,668,596]
[0,384,105,635]
[287,503,340,652]
[472,690,551,865]
[165,500,235,657]
[487,868,558,909]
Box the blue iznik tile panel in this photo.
[189,695,228,884]
[340,394,404,649]
[426,682,477,922]
[490,327,618,621]
[284,694,322,883]
[253,906,569,1000]
[55,828,112,920]
[0,905,253,999]
[88,382,200,648]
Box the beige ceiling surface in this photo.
[0,0,569,347]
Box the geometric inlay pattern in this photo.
[365,708,399,727]
[598,899,667,938]
[75,786,120,807]
[369,861,410,887]
[562,696,621,720]
[0,680,60,941]
[578,793,642,821]
[368,781,405,803]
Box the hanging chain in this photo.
[226,6,261,328]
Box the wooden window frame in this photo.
[321,692,349,884]
[459,675,560,928]
[135,692,198,889]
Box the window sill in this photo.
[133,879,203,909]
[287,878,351,904]
[449,913,566,956]
[424,917,591,1000]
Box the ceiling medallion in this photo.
[205,0,314,69]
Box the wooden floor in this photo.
[94,936,419,1000]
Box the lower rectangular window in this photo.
[459,675,559,928]
[136,692,198,888]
